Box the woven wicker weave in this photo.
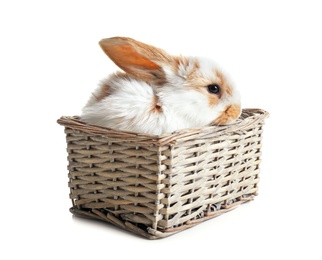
[57,108,269,239]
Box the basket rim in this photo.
[57,108,269,145]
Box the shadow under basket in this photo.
[57,108,269,239]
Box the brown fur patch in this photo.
[173,56,188,68]
[172,56,183,74]
[150,96,163,113]
[94,82,111,101]
[173,56,200,77]
[208,94,221,107]
[94,72,130,101]
[216,69,233,96]
[214,104,241,125]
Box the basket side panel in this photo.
[158,122,265,229]
[64,128,164,228]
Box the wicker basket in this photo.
[57,108,269,239]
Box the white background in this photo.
[1,0,321,259]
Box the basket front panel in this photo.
[158,123,264,230]
[65,129,164,228]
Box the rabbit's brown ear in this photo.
[99,37,170,85]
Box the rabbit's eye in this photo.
[207,84,220,94]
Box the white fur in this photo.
[82,77,166,134]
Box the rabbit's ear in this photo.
[99,37,170,85]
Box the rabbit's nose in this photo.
[214,104,241,125]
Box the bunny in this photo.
[81,37,241,135]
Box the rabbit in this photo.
[81,36,241,135]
